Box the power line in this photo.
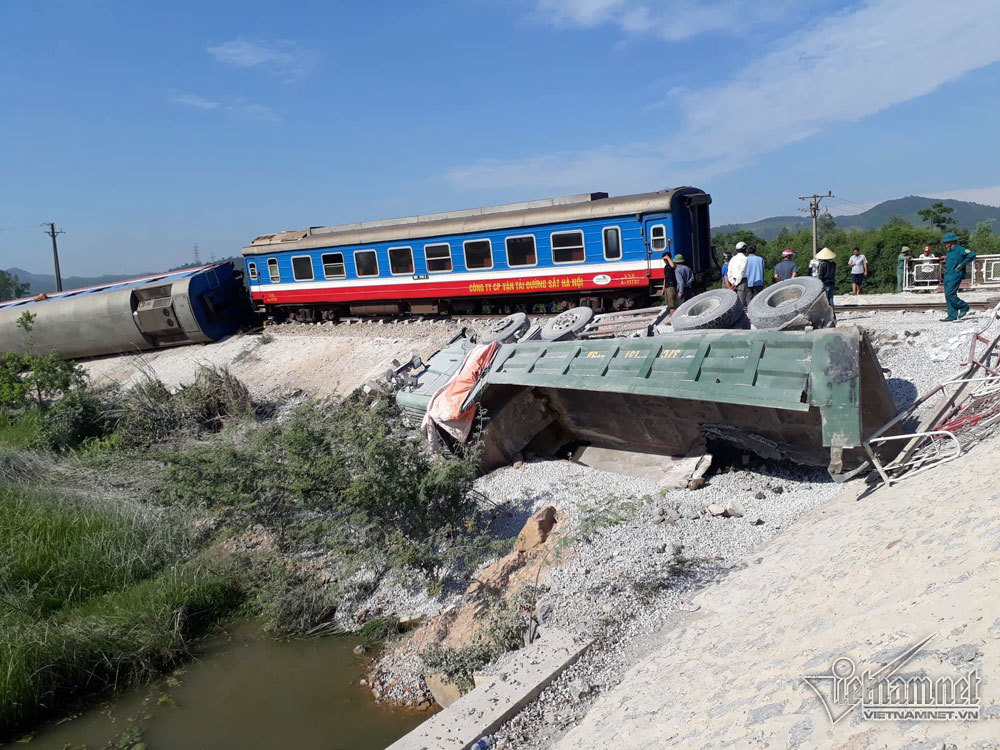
[42,223,65,292]
[797,192,834,259]
[193,243,201,265]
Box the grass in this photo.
[1,560,243,735]
[0,484,189,618]
[0,367,489,737]
[0,412,41,448]
[0,483,244,737]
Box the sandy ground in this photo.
[79,320,466,399]
[553,433,1000,749]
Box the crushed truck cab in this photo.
[396,325,900,481]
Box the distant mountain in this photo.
[4,256,244,296]
[4,267,149,296]
[714,196,1000,241]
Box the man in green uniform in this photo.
[896,246,910,292]
[940,232,976,322]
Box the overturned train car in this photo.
[0,263,247,360]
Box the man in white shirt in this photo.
[726,241,749,307]
[847,247,868,296]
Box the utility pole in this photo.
[797,192,834,259]
[193,243,201,265]
[42,222,65,292]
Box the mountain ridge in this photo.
[713,195,1000,241]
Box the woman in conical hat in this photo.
[816,248,837,305]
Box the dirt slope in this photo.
[555,433,1000,749]
[79,320,466,399]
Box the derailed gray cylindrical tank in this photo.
[0,263,247,360]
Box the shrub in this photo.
[421,588,537,692]
[116,366,257,447]
[158,393,480,580]
[33,386,114,452]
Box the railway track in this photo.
[836,298,1000,313]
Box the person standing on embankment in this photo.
[940,232,976,322]
[897,245,910,292]
[816,247,837,306]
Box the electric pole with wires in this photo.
[798,192,834,259]
[42,222,64,292]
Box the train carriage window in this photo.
[463,239,493,270]
[388,246,415,275]
[603,227,622,260]
[291,255,314,281]
[506,235,537,267]
[551,230,586,264]
[267,258,280,283]
[322,252,346,279]
[247,262,259,281]
[355,249,379,277]
[650,225,667,252]
[424,243,452,273]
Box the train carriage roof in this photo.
[242,187,707,256]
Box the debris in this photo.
[707,504,727,517]
[688,476,706,490]
[726,502,745,518]
[771,485,784,495]
[353,644,368,655]
[748,517,765,526]
[677,600,700,612]
[754,491,766,500]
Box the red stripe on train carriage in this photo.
[250,268,660,304]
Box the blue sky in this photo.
[2,0,1000,276]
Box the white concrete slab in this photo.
[387,628,591,750]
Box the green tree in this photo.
[817,212,837,242]
[917,202,957,232]
[969,220,1000,255]
[0,270,30,302]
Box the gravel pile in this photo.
[843,311,996,409]
[483,460,839,749]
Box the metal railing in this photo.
[864,303,1000,484]
[902,253,1000,291]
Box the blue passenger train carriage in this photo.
[242,187,712,319]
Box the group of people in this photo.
[719,242,800,308]
[662,234,977,321]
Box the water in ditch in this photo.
[18,624,432,750]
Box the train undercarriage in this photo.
[262,287,663,323]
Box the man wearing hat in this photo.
[897,246,911,292]
[726,241,749,307]
[663,252,694,306]
[940,232,976,321]
[816,247,837,305]
[773,249,798,282]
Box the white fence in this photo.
[902,254,1000,292]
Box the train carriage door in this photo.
[645,220,669,279]
[680,192,712,278]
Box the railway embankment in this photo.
[0,343,488,742]
[6,307,998,747]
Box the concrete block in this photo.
[387,628,591,750]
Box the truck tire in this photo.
[540,307,594,341]
[748,277,832,330]
[479,312,529,344]
[670,289,743,331]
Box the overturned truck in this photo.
[397,323,900,482]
